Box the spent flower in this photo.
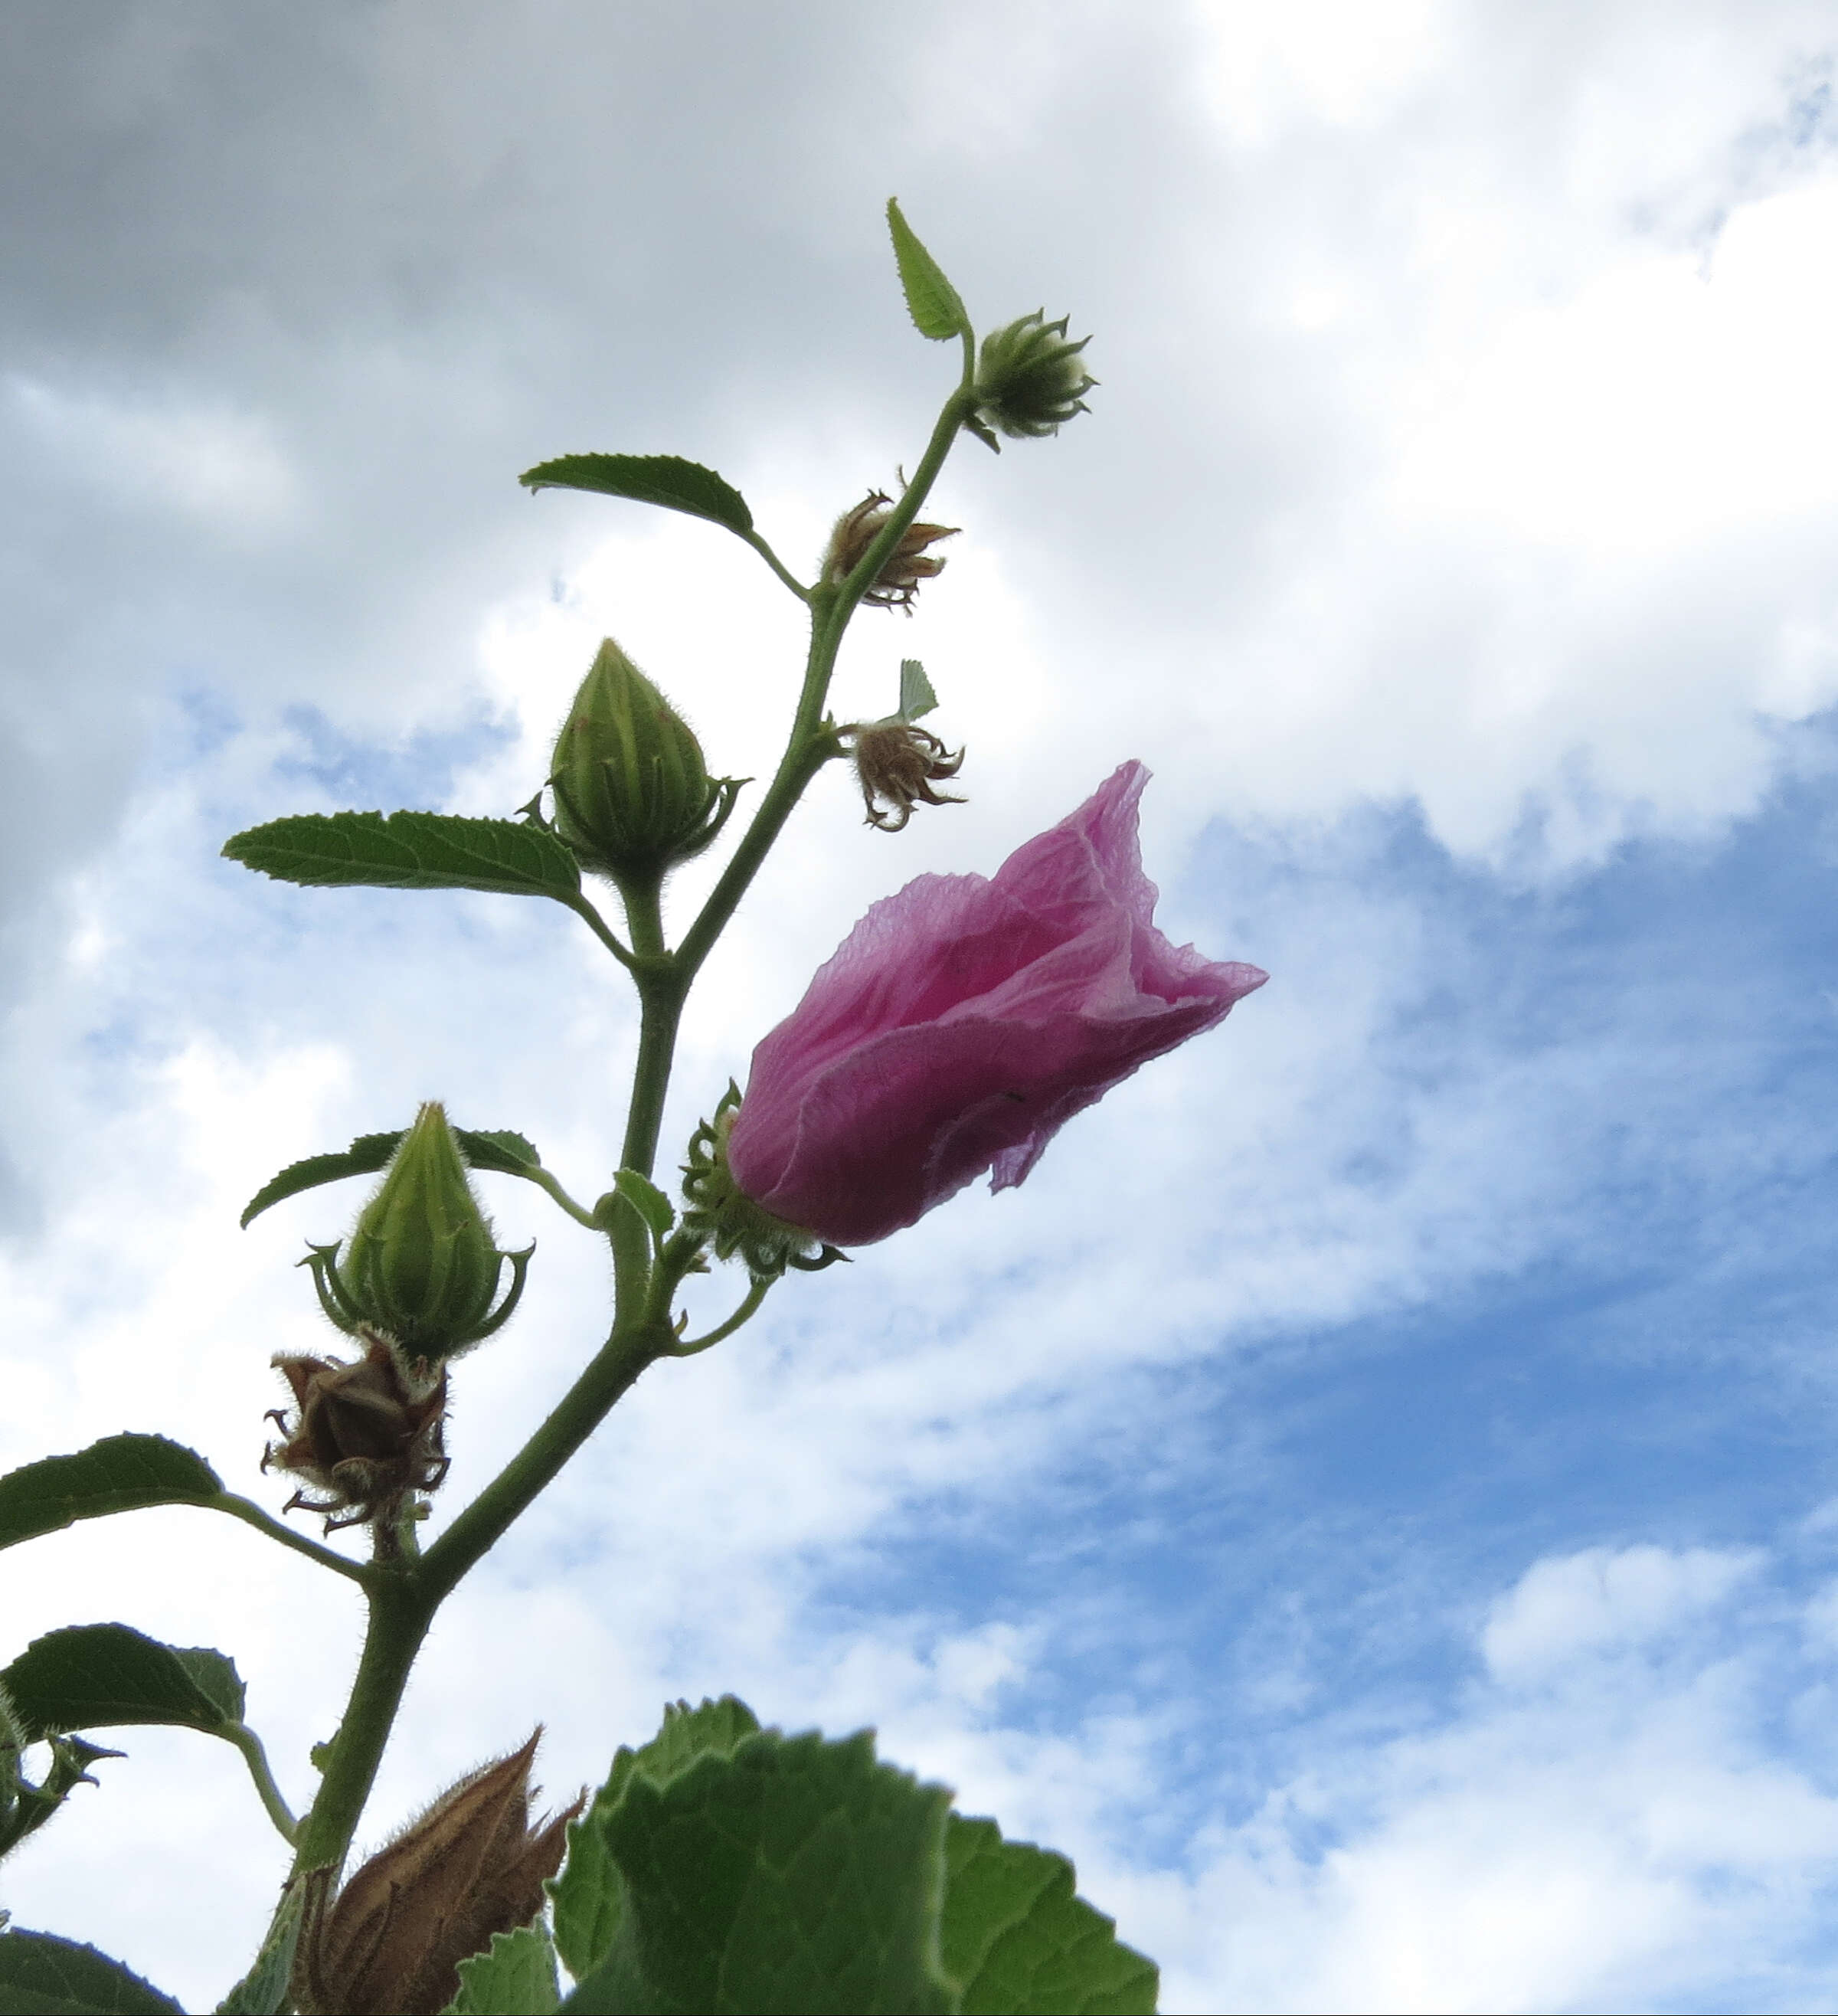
[839,719,966,831]
[724,762,1266,1246]
[822,489,958,612]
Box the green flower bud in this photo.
[966,310,1097,451]
[548,637,742,879]
[303,1103,531,1360]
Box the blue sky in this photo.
[6,5,1838,2009]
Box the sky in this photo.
[4,2,1838,2009]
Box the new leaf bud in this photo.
[308,1103,531,1360]
[548,637,741,879]
[967,310,1096,450]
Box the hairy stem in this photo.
[224,1722,299,1846]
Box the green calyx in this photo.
[966,309,1097,452]
[305,1101,532,1359]
[680,1086,845,1282]
[548,637,744,880]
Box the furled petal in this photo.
[726,762,1267,1245]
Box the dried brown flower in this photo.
[823,489,958,612]
[296,1730,584,2016]
[263,1328,449,1534]
[839,721,966,831]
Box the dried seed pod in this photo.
[822,490,958,612]
[838,720,966,832]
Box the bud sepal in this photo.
[681,1085,846,1280]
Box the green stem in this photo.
[208,1494,375,1587]
[669,1275,771,1355]
[741,529,813,601]
[224,1722,299,1846]
[560,890,637,970]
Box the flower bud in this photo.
[549,637,741,878]
[967,310,1096,450]
[822,491,958,613]
[838,720,965,831]
[297,1730,583,2016]
[306,1103,531,1360]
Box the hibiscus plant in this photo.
[0,204,1264,2015]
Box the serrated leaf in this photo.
[560,1723,953,2015]
[454,1129,544,1176]
[444,1925,561,2015]
[886,199,970,342]
[223,811,582,902]
[1,1627,242,1742]
[550,1697,760,1985]
[214,1875,306,2016]
[238,1132,402,1229]
[899,657,939,722]
[518,454,754,538]
[611,1170,673,1245]
[942,1817,1157,2015]
[0,1437,223,1554]
[0,1929,183,2014]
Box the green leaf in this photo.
[941,1817,1158,2015]
[1,1627,243,1742]
[223,811,583,902]
[454,1129,545,1177]
[239,1131,402,1229]
[0,1930,182,2014]
[518,455,754,538]
[886,200,970,342]
[899,657,939,722]
[445,1925,561,2016]
[214,1875,306,2016]
[612,1170,674,1246]
[0,1438,223,1554]
[550,1697,760,1984]
[560,1723,954,2015]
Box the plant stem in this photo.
[224,1722,299,1845]
[208,1494,375,1587]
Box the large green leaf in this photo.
[518,454,754,538]
[0,1438,222,1554]
[0,1930,182,2015]
[223,811,582,901]
[886,200,970,342]
[941,1818,1158,2015]
[445,1925,561,2016]
[240,1126,544,1229]
[549,1697,760,1984]
[561,1723,955,2015]
[1,1627,243,1742]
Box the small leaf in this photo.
[454,1130,545,1177]
[898,658,939,723]
[214,1876,306,2016]
[942,1815,1157,2014]
[224,811,583,902]
[612,1170,674,1245]
[444,1925,561,2016]
[0,1929,183,2014]
[560,1720,954,2015]
[0,1438,223,1554]
[239,1132,402,1229]
[549,1697,760,1985]
[886,199,970,342]
[2,1626,244,1742]
[518,454,754,538]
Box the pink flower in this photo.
[725,761,1267,1246]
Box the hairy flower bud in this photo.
[306,1103,531,1360]
[549,637,741,878]
[822,491,959,613]
[967,310,1096,450]
[297,1730,583,2016]
[839,720,965,831]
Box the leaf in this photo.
[0,1929,183,2014]
[550,1697,760,1984]
[941,1817,1158,2015]
[214,1875,306,2016]
[518,454,754,538]
[444,1925,561,2016]
[0,1438,223,1554]
[454,1130,544,1177]
[886,200,970,342]
[1,1627,244,1742]
[899,657,939,722]
[560,1722,954,2015]
[223,811,582,902]
[240,1127,545,1229]
[611,1170,674,1246]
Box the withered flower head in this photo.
[839,720,966,832]
[297,1729,584,2016]
[263,1327,449,1534]
[823,490,958,613]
